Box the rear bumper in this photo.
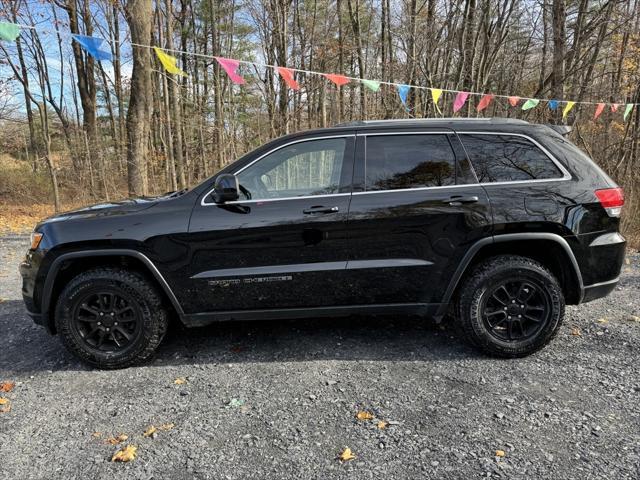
[581,277,619,303]
[575,231,625,303]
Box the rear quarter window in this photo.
[459,134,564,183]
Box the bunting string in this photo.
[0,20,637,122]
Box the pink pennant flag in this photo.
[594,103,605,120]
[477,94,494,112]
[453,92,469,113]
[508,96,520,107]
[215,57,245,85]
[277,67,300,90]
[324,73,350,87]
[611,104,619,113]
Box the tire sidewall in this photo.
[55,270,165,368]
[459,257,565,357]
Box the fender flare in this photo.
[41,249,185,320]
[437,233,584,317]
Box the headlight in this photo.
[30,232,43,250]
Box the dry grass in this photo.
[0,204,59,234]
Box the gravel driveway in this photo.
[1,235,639,479]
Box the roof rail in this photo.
[546,124,572,136]
[335,117,530,127]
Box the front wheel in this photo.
[455,255,565,357]
[55,268,168,369]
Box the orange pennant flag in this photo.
[477,94,494,112]
[508,96,520,107]
[277,67,300,90]
[324,74,350,87]
[594,103,605,120]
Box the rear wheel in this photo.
[55,268,168,369]
[455,255,564,357]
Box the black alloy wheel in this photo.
[480,279,551,342]
[71,289,143,353]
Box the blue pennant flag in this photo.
[397,84,411,110]
[548,99,559,110]
[72,34,112,61]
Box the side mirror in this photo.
[212,174,240,203]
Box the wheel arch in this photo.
[42,250,184,334]
[439,233,584,318]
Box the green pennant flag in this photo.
[521,98,540,111]
[0,22,21,42]
[623,103,634,120]
[361,79,381,92]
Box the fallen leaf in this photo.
[106,434,129,445]
[377,421,388,429]
[495,450,506,457]
[570,327,582,336]
[226,398,245,408]
[174,377,187,385]
[356,411,374,421]
[143,426,157,438]
[596,318,609,324]
[92,432,102,438]
[111,445,137,462]
[626,315,640,323]
[158,423,175,431]
[0,397,9,405]
[0,398,10,413]
[338,447,356,462]
[0,381,15,393]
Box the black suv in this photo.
[20,118,626,368]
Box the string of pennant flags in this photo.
[0,20,636,122]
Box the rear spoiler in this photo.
[546,124,572,136]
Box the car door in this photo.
[343,129,492,307]
[185,134,355,314]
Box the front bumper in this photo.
[19,250,53,332]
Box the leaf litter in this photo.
[111,445,137,462]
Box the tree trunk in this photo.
[551,0,566,123]
[165,0,187,189]
[125,0,153,196]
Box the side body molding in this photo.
[436,232,585,320]
[42,249,184,318]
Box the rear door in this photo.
[343,130,492,306]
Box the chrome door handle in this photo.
[303,206,340,214]
[442,195,479,205]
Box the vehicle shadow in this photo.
[0,300,482,374]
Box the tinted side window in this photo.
[460,134,563,183]
[365,135,456,191]
[236,138,346,200]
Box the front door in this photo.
[186,134,355,314]
[343,130,492,307]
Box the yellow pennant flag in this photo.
[153,47,187,77]
[431,88,443,114]
[562,101,575,120]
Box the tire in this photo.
[54,267,168,369]
[455,255,565,357]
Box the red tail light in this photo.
[595,187,624,217]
